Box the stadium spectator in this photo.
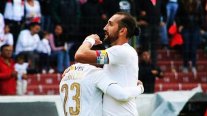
[0,12,4,47]
[50,0,80,34]
[49,0,61,25]
[15,54,28,95]
[201,0,207,53]
[177,0,202,74]
[138,50,163,93]
[3,0,13,21]
[49,24,70,73]
[160,16,169,49]
[4,0,25,46]
[15,22,40,73]
[160,0,179,49]
[165,0,179,29]
[135,0,166,65]
[39,0,53,32]
[25,0,41,25]
[4,0,24,23]
[2,24,14,47]
[36,31,53,73]
[0,44,17,95]
[0,0,6,13]
[80,0,106,38]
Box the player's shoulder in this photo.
[68,63,100,76]
[107,43,137,56]
[107,43,135,51]
[72,63,96,70]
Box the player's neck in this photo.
[111,37,128,46]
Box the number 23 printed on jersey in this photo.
[61,82,80,116]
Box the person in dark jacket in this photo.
[201,0,207,53]
[50,0,80,35]
[80,0,105,38]
[177,0,203,74]
[135,0,166,65]
[138,50,163,93]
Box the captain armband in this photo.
[96,50,109,64]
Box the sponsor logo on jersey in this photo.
[65,65,84,80]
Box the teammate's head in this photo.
[103,12,139,44]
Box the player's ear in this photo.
[119,27,127,36]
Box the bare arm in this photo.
[75,34,108,64]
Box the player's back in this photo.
[60,63,104,116]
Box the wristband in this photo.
[83,37,95,46]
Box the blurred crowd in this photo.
[0,0,207,95]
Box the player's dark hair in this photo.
[116,12,140,38]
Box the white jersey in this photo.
[59,63,116,116]
[103,43,139,116]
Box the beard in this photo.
[103,30,119,46]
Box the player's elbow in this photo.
[75,52,82,62]
[74,52,86,62]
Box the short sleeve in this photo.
[106,45,128,65]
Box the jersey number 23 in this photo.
[61,82,80,116]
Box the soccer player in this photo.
[75,12,140,115]
[60,63,144,116]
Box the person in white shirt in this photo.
[74,12,140,116]
[25,0,41,24]
[60,63,144,116]
[2,24,14,47]
[15,22,40,72]
[36,31,53,73]
[4,0,25,48]
[15,54,29,95]
[0,13,4,47]
[4,0,13,21]
[0,24,14,48]
[12,0,25,22]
